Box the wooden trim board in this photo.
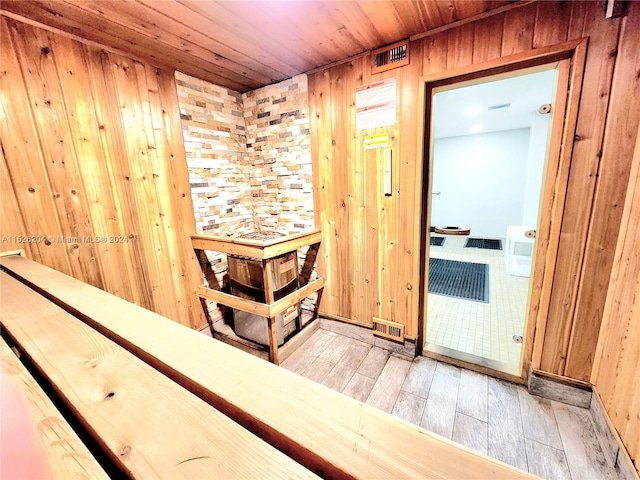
[191,230,321,259]
[1,255,535,479]
[197,278,324,318]
[527,369,592,409]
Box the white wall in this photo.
[522,112,550,226]
[431,128,531,238]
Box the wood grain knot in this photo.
[118,445,131,457]
[105,392,115,400]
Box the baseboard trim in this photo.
[318,317,415,359]
[528,369,592,408]
[591,387,639,480]
[318,312,373,330]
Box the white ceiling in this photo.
[432,69,557,139]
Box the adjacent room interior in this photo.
[1,1,639,479]
[425,69,556,375]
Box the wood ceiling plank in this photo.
[2,0,524,91]
[389,1,431,37]
[418,0,447,29]
[217,0,359,66]
[327,1,386,50]
[222,0,337,68]
[140,0,299,79]
[63,0,277,87]
[54,0,261,89]
[453,1,508,22]
[434,0,460,25]
[175,0,313,75]
[1,1,255,92]
[357,1,406,45]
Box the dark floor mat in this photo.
[428,258,489,303]
[464,238,503,250]
[430,236,445,246]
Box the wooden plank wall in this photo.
[592,123,640,477]
[0,16,206,329]
[309,0,640,381]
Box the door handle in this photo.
[525,230,536,239]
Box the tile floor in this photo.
[282,329,620,480]
[427,235,530,370]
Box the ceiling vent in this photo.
[372,40,410,74]
[488,103,511,110]
[372,317,405,343]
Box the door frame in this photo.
[415,38,588,383]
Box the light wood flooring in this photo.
[282,328,620,480]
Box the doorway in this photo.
[415,42,589,381]
[424,68,557,377]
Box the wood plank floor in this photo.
[281,329,620,480]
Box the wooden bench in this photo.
[0,255,536,479]
[0,336,109,479]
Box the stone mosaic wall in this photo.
[177,71,314,236]
[175,71,254,237]
[242,74,314,232]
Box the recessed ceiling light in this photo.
[464,105,482,117]
[470,124,483,133]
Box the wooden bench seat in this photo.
[0,272,316,479]
[0,336,109,479]
[0,255,535,479]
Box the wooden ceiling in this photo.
[1,0,514,93]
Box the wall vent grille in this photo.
[372,40,410,74]
[372,317,405,343]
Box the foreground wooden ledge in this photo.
[1,271,316,479]
[0,336,109,479]
[0,256,535,479]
